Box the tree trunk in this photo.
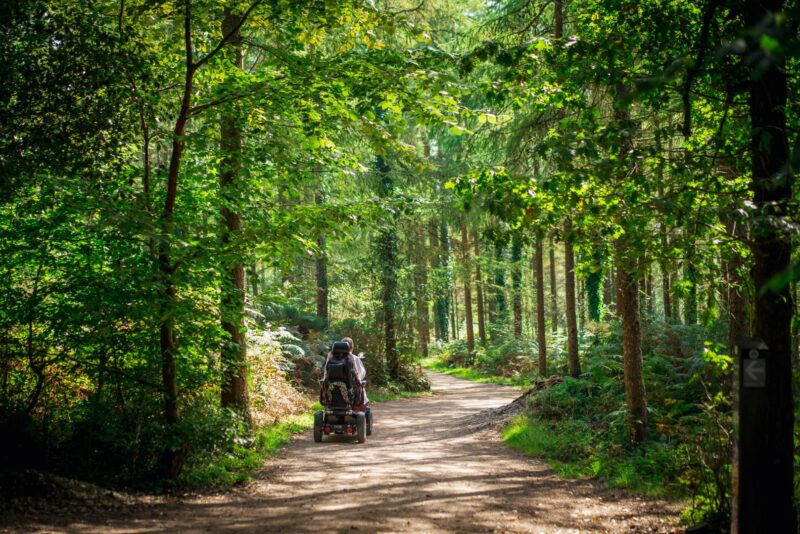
[473,230,487,344]
[732,3,794,530]
[414,224,430,357]
[554,0,563,38]
[376,148,399,379]
[494,243,507,323]
[549,241,558,332]
[248,264,260,298]
[661,259,672,321]
[512,235,523,338]
[586,250,603,321]
[564,220,580,378]
[614,81,647,445]
[615,242,648,444]
[461,223,475,354]
[670,260,681,320]
[157,0,198,478]
[429,221,445,341]
[534,237,547,376]
[219,8,249,416]
[451,285,458,340]
[435,221,451,341]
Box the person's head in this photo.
[341,337,354,351]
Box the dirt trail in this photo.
[7,372,681,533]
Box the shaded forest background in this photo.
[1,0,798,529]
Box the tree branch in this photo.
[682,0,721,138]
[193,0,264,71]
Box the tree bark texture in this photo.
[376,151,399,380]
[549,241,558,332]
[614,81,647,445]
[661,262,672,321]
[615,242,648,444]
[564,221,580,378]
[438,222,451,341]
[667,260,680,320]
[473,230,487,344]
[535,237,547,376]
[732,2,794,531]
[586,250,602,322]
[493,243,507,323]
[219,8,249,415]
[429,221,445,341]
[414,224,430,357]
[461,223,475,354]
[512,235,523,338]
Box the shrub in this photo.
[430,339,470,366]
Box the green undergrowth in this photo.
[179,404,322,489]
[420,354,530,388]
[502,413,680,497]
[369,387,432,402]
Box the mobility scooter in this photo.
[314,341,372,443]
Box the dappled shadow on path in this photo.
[5,372,679,533]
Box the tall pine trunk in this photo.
[732,2,794,530]
[429,221,447,341]
[614,81,647,444]
[615,241,648,443]
[512,235,523,338]
[549,241,558,332]
[473,230,487,344]
[586,249,603,321]
[564,220,580,378]
[461,223,475,354]
[494,243,507,323]
[414,224,429,357]
[219,8,249,417]
[376,149,399,379]
[534,237,547,376]
[438,222,452,341]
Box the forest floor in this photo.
[2,372,682,533]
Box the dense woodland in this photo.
[1,0,799,530]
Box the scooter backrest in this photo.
[331,341,350,355]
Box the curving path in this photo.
[11,372,680,533]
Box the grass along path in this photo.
[420,355,532,388]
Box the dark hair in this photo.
[341,337,354,351]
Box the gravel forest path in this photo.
[8,372,681,533]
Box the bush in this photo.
[430,339,469,366]
[501,320,744,522]
[474,338,537,377]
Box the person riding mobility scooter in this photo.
[314,341,372,443]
